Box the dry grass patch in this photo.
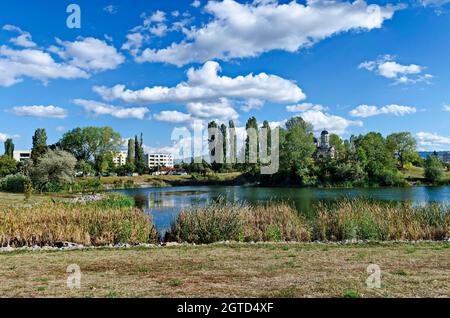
[0,243,449,297]
[0,202,158,247]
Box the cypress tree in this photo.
[31,128,48,163]
[4,138,14,158]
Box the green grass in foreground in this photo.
[0,242,448,298]
[0,192,45,208]
[403,166,450,182]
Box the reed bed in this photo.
[0,202,158,247]
[314,199,450,241]
[166,199,449,244]
[165,201,310,243]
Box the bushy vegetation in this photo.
[0,201,157,247]
[90,193,135,209]
[166,199,449,244]
[165,201,310,243]
[424,155,444,184]
[314,199,450,241]
[0,174,31,193]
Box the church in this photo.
[314,130,336,159]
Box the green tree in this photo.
[424,155,444,184]
[75,160,95,177]
[4,138,14,158]
[126,138,135,165]
[134,133,145,174]
[353,132,400,186]
[0,155,17,177]
[208,121,218,163]
[229,120,237,164]
[245,117,258,165]
[261,120,271,157]
[30,149,77,192]
[329,134,346,158]
[31,128,48,163]
[387,132,417,169]
[279,116,316,185]
[220,123,227,164]
[59,127,121,173]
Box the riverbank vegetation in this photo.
[0,194,157,247]
[1,117,449,199]
[0,242,448,297]
[166,199,449,244]
[2,197,449,247]
[165,201,310,243]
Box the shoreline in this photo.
[2,239,449,254]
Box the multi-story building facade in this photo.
[112,151,128,166]
[13,150,32,162]
[145,153,174,168]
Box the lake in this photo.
[113,185,450,233]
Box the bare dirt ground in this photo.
[0,242,449,298]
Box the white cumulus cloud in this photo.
[349,104,417,118]
[186,98,239,121]
[0,45,89,87]
[10,105,68,119]
[153,110,192,123]
[286,103,326,112]
[73,99,149,119]
[94,60,305,105]
[359,55,432,84]
[0,27,124,87]
[50,37,125,72]
[2,24,36,48]
[301,110,363,135]
[135,0,400,66]
[416,132,450,151]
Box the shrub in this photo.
[124,180,136,189]
[313,199,450,241]
[165,201,243,244]
[240,202,310,242]
[0,155,17,178]
[165,201,310,243]
[31,149,77,192]
[424,155,444,184]
[0,174,31,193]
[72,178,104,192]
[92,193,135,209]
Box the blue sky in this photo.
[1,0,450,156]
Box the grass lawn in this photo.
[0,242,449,298]
[403,166,450,182]
[0,192,45,208]
[81,172,243,188]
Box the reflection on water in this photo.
[112,185,450,234]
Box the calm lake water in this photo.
[113,186,450,233]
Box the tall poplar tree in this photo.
[31,128,48,163]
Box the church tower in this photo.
[320,130,329,148]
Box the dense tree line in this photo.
[0,117,449,195]
[181,116,448,187]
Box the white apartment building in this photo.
[145,153,174,168]
[112,151,128,166]
[13,150,32,162]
